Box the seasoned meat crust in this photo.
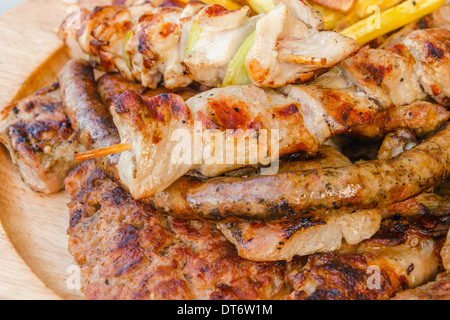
[0,84,84,194]
[287,212,449,300]
[66,161,449,300]
[392,272,450,300]
[65,160,289,300]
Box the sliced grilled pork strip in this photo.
[287,212,449,300]
[151,123,450,222]
[0,84,84,194]
[59,60,122,182]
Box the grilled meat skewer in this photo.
[59,59,449,222]
[59,0,359,89]
[111,28,450,199]
[61,60,388,199]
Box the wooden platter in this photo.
[0,0,98,300]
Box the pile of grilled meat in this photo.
[1,0,450,299]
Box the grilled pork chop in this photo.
[0,84,84,194]
[65,160,290,300]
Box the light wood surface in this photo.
[0,0,91,300]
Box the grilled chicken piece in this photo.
[287,212,449,300]
[129,6,192,89]
[98,73,147,107]
[59,0,358,89]
[218,146,382,261]
[65,160,291,300]
[341,44,426,107]
[151,123,450,222]
[0,84,84,194]
[183,5,260,87]
[246,0,359,88]
[392,272,450,300]
[341,28,450,107]
[403,28,450,105]
[111,84,379,199]
[349,101,450,140]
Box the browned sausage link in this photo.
[59,59,121,182]
[150,124,450,222]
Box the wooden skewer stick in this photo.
[75,143,132,162]
[281,54,327,66]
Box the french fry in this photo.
[341,0,446,45]
[335,0,404,31]
[311,3,346,30]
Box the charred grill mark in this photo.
[202,4,233,17]
[363,63,393,87]
[275,104,299,118]
[281,218,326,240]
[416,16,431,30]
[366,220,408,247]
[115,91,191,131]
[425,42,444,59]
[159,22,177,38]
[205,99,255,130]
[70,209,84,228]
[116,225,139,249]
[291,252,410,300]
